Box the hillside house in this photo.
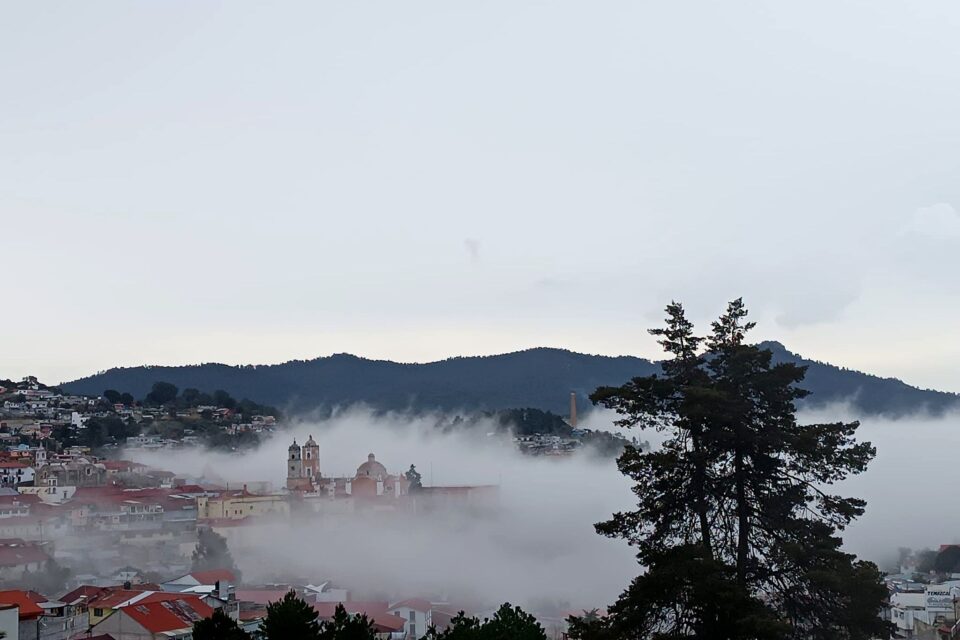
[0,541,50,580]
[388,599,434,639]
[89,593,213,640]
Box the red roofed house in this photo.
[313,601,405,639]
[388,599,434,639]
[60,584,110,610]
[0,539,50,580]
[89,594,213,639]
[0,589,44,639]
[0,461,34,487]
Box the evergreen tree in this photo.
[260,591,321,640]
[426,603,545,640]
[405,464,423,492]
[317,604,377,640]
[425,612,483,640]
[192,527,241,581]
[481,603,547,640]
[145,381,179,405]
[193,608,250,640]
[573,300,889,639]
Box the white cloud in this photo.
[902,203,960,239]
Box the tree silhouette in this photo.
[191,527,240,581]
[193,608,250,640]
[317,604,377,640]
[571,300,889,639]
[260,591,321,640]
[426,603,545,640]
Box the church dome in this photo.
[288,440,300,451]
[356,453,387,479]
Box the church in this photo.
[285,436,412,499]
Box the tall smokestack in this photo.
[569,392,578,428]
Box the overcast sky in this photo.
[2,2,959,391]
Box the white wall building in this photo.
[388,599,433,640]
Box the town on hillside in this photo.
[0,376,604,639]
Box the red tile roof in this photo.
[101,461,133,471]
[0,590,44,618]
[371,613,406,632]
[89,590,188,610]
[0,493,40,507]
[60,585,109,606]
[188,569,236,584]
[390,598,433,612]
[0,543,49,568]
[120,597,213,634]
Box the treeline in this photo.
[192,592,550,640]
[107,381,282,420]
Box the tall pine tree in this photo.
[573,300,888,639]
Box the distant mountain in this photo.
[61,344,960,418]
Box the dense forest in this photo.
[62,343,959,418]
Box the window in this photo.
[93,608,103,617]
[411,623,417,636]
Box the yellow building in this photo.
[196,492,289,521]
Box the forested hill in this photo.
[61,344,959,418]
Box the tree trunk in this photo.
[735,446,749,587]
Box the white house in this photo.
[888,585,954,637]
[0,464,34,487]
[388,599,433,639]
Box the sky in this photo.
[2,2,959,390]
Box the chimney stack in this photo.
[569,392,578,428]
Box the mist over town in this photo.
[3,2,960,639]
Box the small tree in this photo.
[260,591,321,640]
[318,604,377,640]
[425,612,483,639]
[482,603,547,640]
[193,608,250,640]
[426,604,545,640]
[192,527,240,581]
[405,464,423,492]
[145,381,179,405]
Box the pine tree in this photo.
[574,300,889,639]
[425,603,545,640]
[193,608,250,640]
[405,464,423,492]
[260,591,322,640]
[191,527,241,581]
[317,604,377,640]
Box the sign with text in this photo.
[926,587,953,613]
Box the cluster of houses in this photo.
[0,376,279,455]
[0,567,471,639]
[881,548,960,639]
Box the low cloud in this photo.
[130,409,636,610]
[902,203,960,240]
[126,404,957,608]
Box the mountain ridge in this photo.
[60,343,960,418]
